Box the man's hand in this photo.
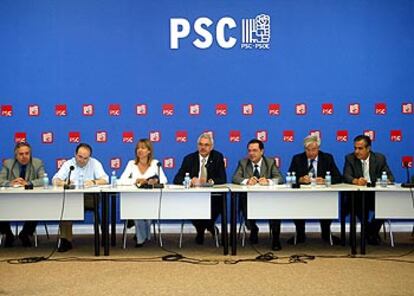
[258,177,269,185]
[353,177,368,186]
[247,177,258,186]
[11,178,27,186]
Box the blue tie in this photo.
[20,165,27,179]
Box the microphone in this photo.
[153,162,164,189]
[401,161,414,188]
[64,165,75,190]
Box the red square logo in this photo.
[363,130,376,141]
[322,103,334,115]
[349,103,360,115]
[163,104,174,116]
[149,131,161,142]
[216,104,228,116]
[109,104,121,116]
[256,130,268,142]
[136,104,147,115]
[402,156,413,168]
[82,104,94,116]
[336,130,348,142]
[268,104,280,116]
[163,157,175,169]
[375,103,387,115]
[189,104,200,115]
[295,103,307,115]
[122,131,134,143]
[1,105,13,117]
[56,158,67,170]
[402,103,413,114]
[390,130,402,142]
[229,130,241,142]
[309,130,321,139]
[14,132,27,143]
[28,105,40,116]
[110,158,121,170]
[176,131,188,143]
[41,132,54,144]
[96,131,107,143]
[223,157,227,168]
[273,156,281,168]
[69,132,81,143]
[283,130,294,142]
[55,104,67,116]
[242,104,253,115]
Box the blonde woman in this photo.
[119,139,167,247]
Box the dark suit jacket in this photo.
[288,150,342,184]
[232,156,283,184]
[173,150,227,185]
[343,151,394,184]
[0,158,45,187]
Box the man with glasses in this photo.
[52,143,108,252]
[173,133,227,245]
[0,142,46,247]
[232,139,284,250]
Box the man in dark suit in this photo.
[173,133,227,244]
[232,139,284,251]
[0,142,46,247]
[287,135,342,245]
[343,134,394,245]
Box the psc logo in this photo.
[170,14,270,50]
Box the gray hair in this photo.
[304,135,321,148]
[197,132,214,147]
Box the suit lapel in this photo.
[12,161,20,179]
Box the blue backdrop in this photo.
[1,0,413,187]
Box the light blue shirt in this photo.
[52,157,109,184]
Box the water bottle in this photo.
[381,171,387,187]
[325,171,331,187]
[42,173,49,189]
[78,172,84,189]
[286,172,292,188]
[111,171,117,188]
[291,171,297,186]
[183,172,191,189]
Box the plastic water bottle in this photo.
[381,171,387,187]
[78,172,84,189]
[111,171,117,188]
[325,171,331,187]
[286,172,292,188]
[291,171,297,186]
[43,173,49,189]
[184,172,191,189]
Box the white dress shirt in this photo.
[119,159,168,185]
[52,157,109,184]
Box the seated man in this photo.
[287,135,342,245]
[232,139,284,251]
[173,133,227,245]
[52,143,108,252]
[343,135,394,245]
[0,142,46,247]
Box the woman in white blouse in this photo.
[119,139,168,247]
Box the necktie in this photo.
[362,160,370,182]
[308,159,315,178]
[20,165,27,179]
[253,164,260,178]
[200,158,207,180]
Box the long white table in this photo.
[228,184,361,255]
[0,186,103,255]
[101,185,230,255]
